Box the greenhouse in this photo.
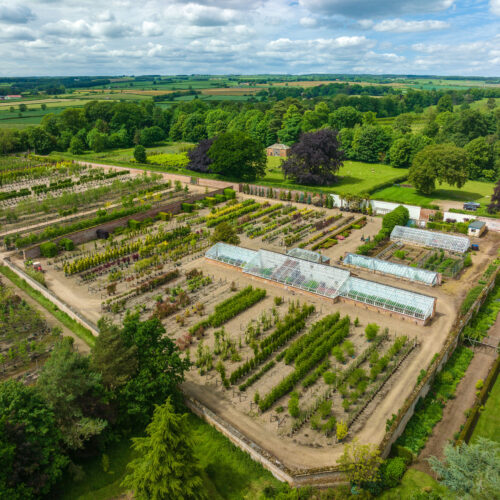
[205,242,257,268]
[287,247,330,265]
[243,249,350,298]
[338,277,435,321]
[343,253,440,286]
[390,225,470,254]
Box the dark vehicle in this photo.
[463,202,480,211]
[471,244,479,251]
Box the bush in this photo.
[40,241,58,257]
[381,457,406,488]
[288,392,300,418]
[223,188,236,199]
[274,296,283,306]
[365,323,379,341]
[58,238,74,251]
[158,212,171,221]
[460,285,484,315]
[133,144,147,163]
[181,203,195,213]
[128,219,141,230]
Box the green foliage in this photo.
[122,398,207,500]
[210,221,240,245]
[0,380,68,499]
[428,438,500,498]
[288,391,300,418]
[396,346,474,453]
[133,145,147,163]
[460,285,484,315]
[365,323,379,341]
[58,237,74,251]
[40,241,58,257]
[338,439,383,486]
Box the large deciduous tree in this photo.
[408,143,469,195]
[0,380,67,499]
[187,137,215,173]
[281,128,344,186]
[488,178,500,213]
[122,397,206,500]
[351,124,392,163]
[464,137,495,180]
[208,131,266,181]
[337,439,383,487]
[428,438,500,499]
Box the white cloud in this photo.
[299,17,317,28]
[0,5,36,24]
[373,19,450,33]
[299,0,455,18]
[141,21,163,37]
[491,0,500,15]
[0,26,36,41]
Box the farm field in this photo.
[5,157,496,474]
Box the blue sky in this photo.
[0,0,499,76]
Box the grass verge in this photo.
[471,366,500,443]
[0,264,96,348]
[55,413,281,500]
[378,469,452,499]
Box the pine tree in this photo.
[122,397,207,500]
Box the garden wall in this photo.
[22,188,225,259]
[380,268,499,457]
[1,257,99,337]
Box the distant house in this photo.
[266,143,290,158]
[3,95,22,100]
[468,220,486,237]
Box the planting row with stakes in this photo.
[230,303,315,385]
[205,201,262,227]
[189,285,267,336]
[258,315,351,412]
[63,226,191,275]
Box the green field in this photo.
[471,372,500,443]
[56,413,281,500]
[379,469,452,499]
[373,180,494,208]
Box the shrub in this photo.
[380,457,406,488]
[274,296,283,306]
[288,392,300,418]
[365,323,379,341]
[223,188,236,199]
[391,444,414,465]
[460,285,484,315]
[58,238,74,251]
[133,144,147,163]
[336,420,348,441]
[464,254,472,267]
[128,219,141,230]
[40,241,58,257]
[158,212,171,221]
[475,379,484,390]
[181,203,195,213]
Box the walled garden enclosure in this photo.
[3,156,498,476]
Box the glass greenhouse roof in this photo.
[243,249,350,298]
[205,244,436,321]
[344,253,439,286]
[205,242,256,268]
[338,277,435,320]
[390,225,470,254]
[287,247,329,264]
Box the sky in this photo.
[0,0,499,76]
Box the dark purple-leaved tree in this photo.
[281,128,345,186]
[488,178,500,214]
[187,137,215,173]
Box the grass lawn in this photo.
[55,413,281,500]
[372,180,495,208]
[471,372,500,443]
[263,157,408,196]
[379,469,452,499]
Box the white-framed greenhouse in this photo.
[343,253,440,286]
[287,247,330,264]
[243,249,350,299]
[390,225,470,254]
[338,277,435,321]
[204,244,437,322]
[205,242,256,268]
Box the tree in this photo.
[134,144,147,163]
[121,397,206,500]
[437,95,453,113]
[281,128,344,186]
[187,137,215,173]
[0,380,67,499]
[278,104,302,144]
[486,97,497,110]
[69,135,85,155]
[36,338,108,450]
[86,128,108,152]
[409,144,469,195]
[487,177,500,213]
[351,124,392,163]
[26,127,55,154]
[328,106,362,130]
[393,113,413,135]
[208,131,266,181]
[464,137,495,180]
[18,103,27,113]
[428,438,500,499]
[338,439,383,486]
[388,138,412,168]
[140,126,165,147]
[91,318,138,390]
[119,313,191,428]
[211,221,240,245]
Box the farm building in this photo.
[343,253,440,286]
[287,247,330,265]
[468,220,486,237]
[266,143,290,157]
[390,225,470,254]
[205,243,437,324]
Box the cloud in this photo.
[299,17,317,28]
[491,0,500,15]
[0,5,36,24]
[373,19,450,33]
[141,21,163,37]
[299,0,455,18]
[0,26,36,41]
[43,18,134,38]
[165,3,239,27]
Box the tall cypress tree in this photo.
[122,397,206,500]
